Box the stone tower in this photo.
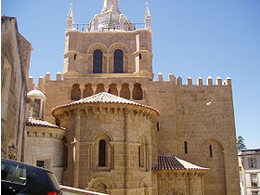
[63,0,153,79]
[27,0,240,194]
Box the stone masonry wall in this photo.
[54,103,158,195]
[1,17,32,161]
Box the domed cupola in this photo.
[27,86,46,119]
[88,0,135,32]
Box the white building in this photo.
[239,149,260,195]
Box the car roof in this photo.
[1,158,52,173]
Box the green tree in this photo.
[237,136,246,151]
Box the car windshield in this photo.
[46,172,61,191]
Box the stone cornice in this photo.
[26,126,65,140]
[53,103,159,121]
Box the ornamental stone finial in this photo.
[145,2,151,29]
[102,0,121,14]
[145,2,151,17]
[67,3,74,30]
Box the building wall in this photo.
[1,17,32,161]
[239,151,260,195]
[156,171,204,195]
[54,103,158,195]
[29,26,240,194]
[24,126,65,182]
[63,29,152,78]
[147,79,239,195]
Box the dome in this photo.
[88,12,135,32]
[87,0,135,32]
[27,89,46,100]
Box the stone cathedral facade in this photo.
[24,0,240,194]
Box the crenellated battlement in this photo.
[28,72,64,91]
[156,73,232,86]
[28,72,232,93]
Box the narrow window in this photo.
[99,139,106,167]
[93,50,103,73]
[114,49,123,73]
[184,141,188,154]
[156,122,160,131]
[249,158,256,168]
[74,54,77,60]
[139,145,144,167]
[139,53,142,60]
[209,145,213,157]
[33,99,41,118]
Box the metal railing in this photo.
[72,23,145,32]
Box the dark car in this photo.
[1,158,62,195]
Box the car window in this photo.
[1,161,27,184]
[1,161,17,181]
[13,165,27,184]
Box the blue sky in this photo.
[2,0,260,148]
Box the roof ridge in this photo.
[51,92,160,116]
[27,117,66,130]
[152,155,208,171]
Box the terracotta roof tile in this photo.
[152,155,208,171]
[51,92,160,115]
[26,117,65,130]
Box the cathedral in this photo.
[2,0,240,194]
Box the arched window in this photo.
[71,84,81,100]
[184,141,188,154]
[83,84,93,98]
[99,139,106,167]
[96,84,105,94]
[120,83,130,99]
[133,83,143,100]
[114,49,123,73]
[108,84,118,96]
[93,50,103,73]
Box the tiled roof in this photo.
[152,155,208,171]
[26,117,65,130]
[51,92,160,115]
[239,149,260,156]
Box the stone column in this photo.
[92,85,97,94]
[104,85,109,93]
[73,110,83,187]
[123,108,130,193]
[105,54,112,73]
[80,86,85,99]
[143,88,147,100]
[116,85,121,97]
[129,85,134,100]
